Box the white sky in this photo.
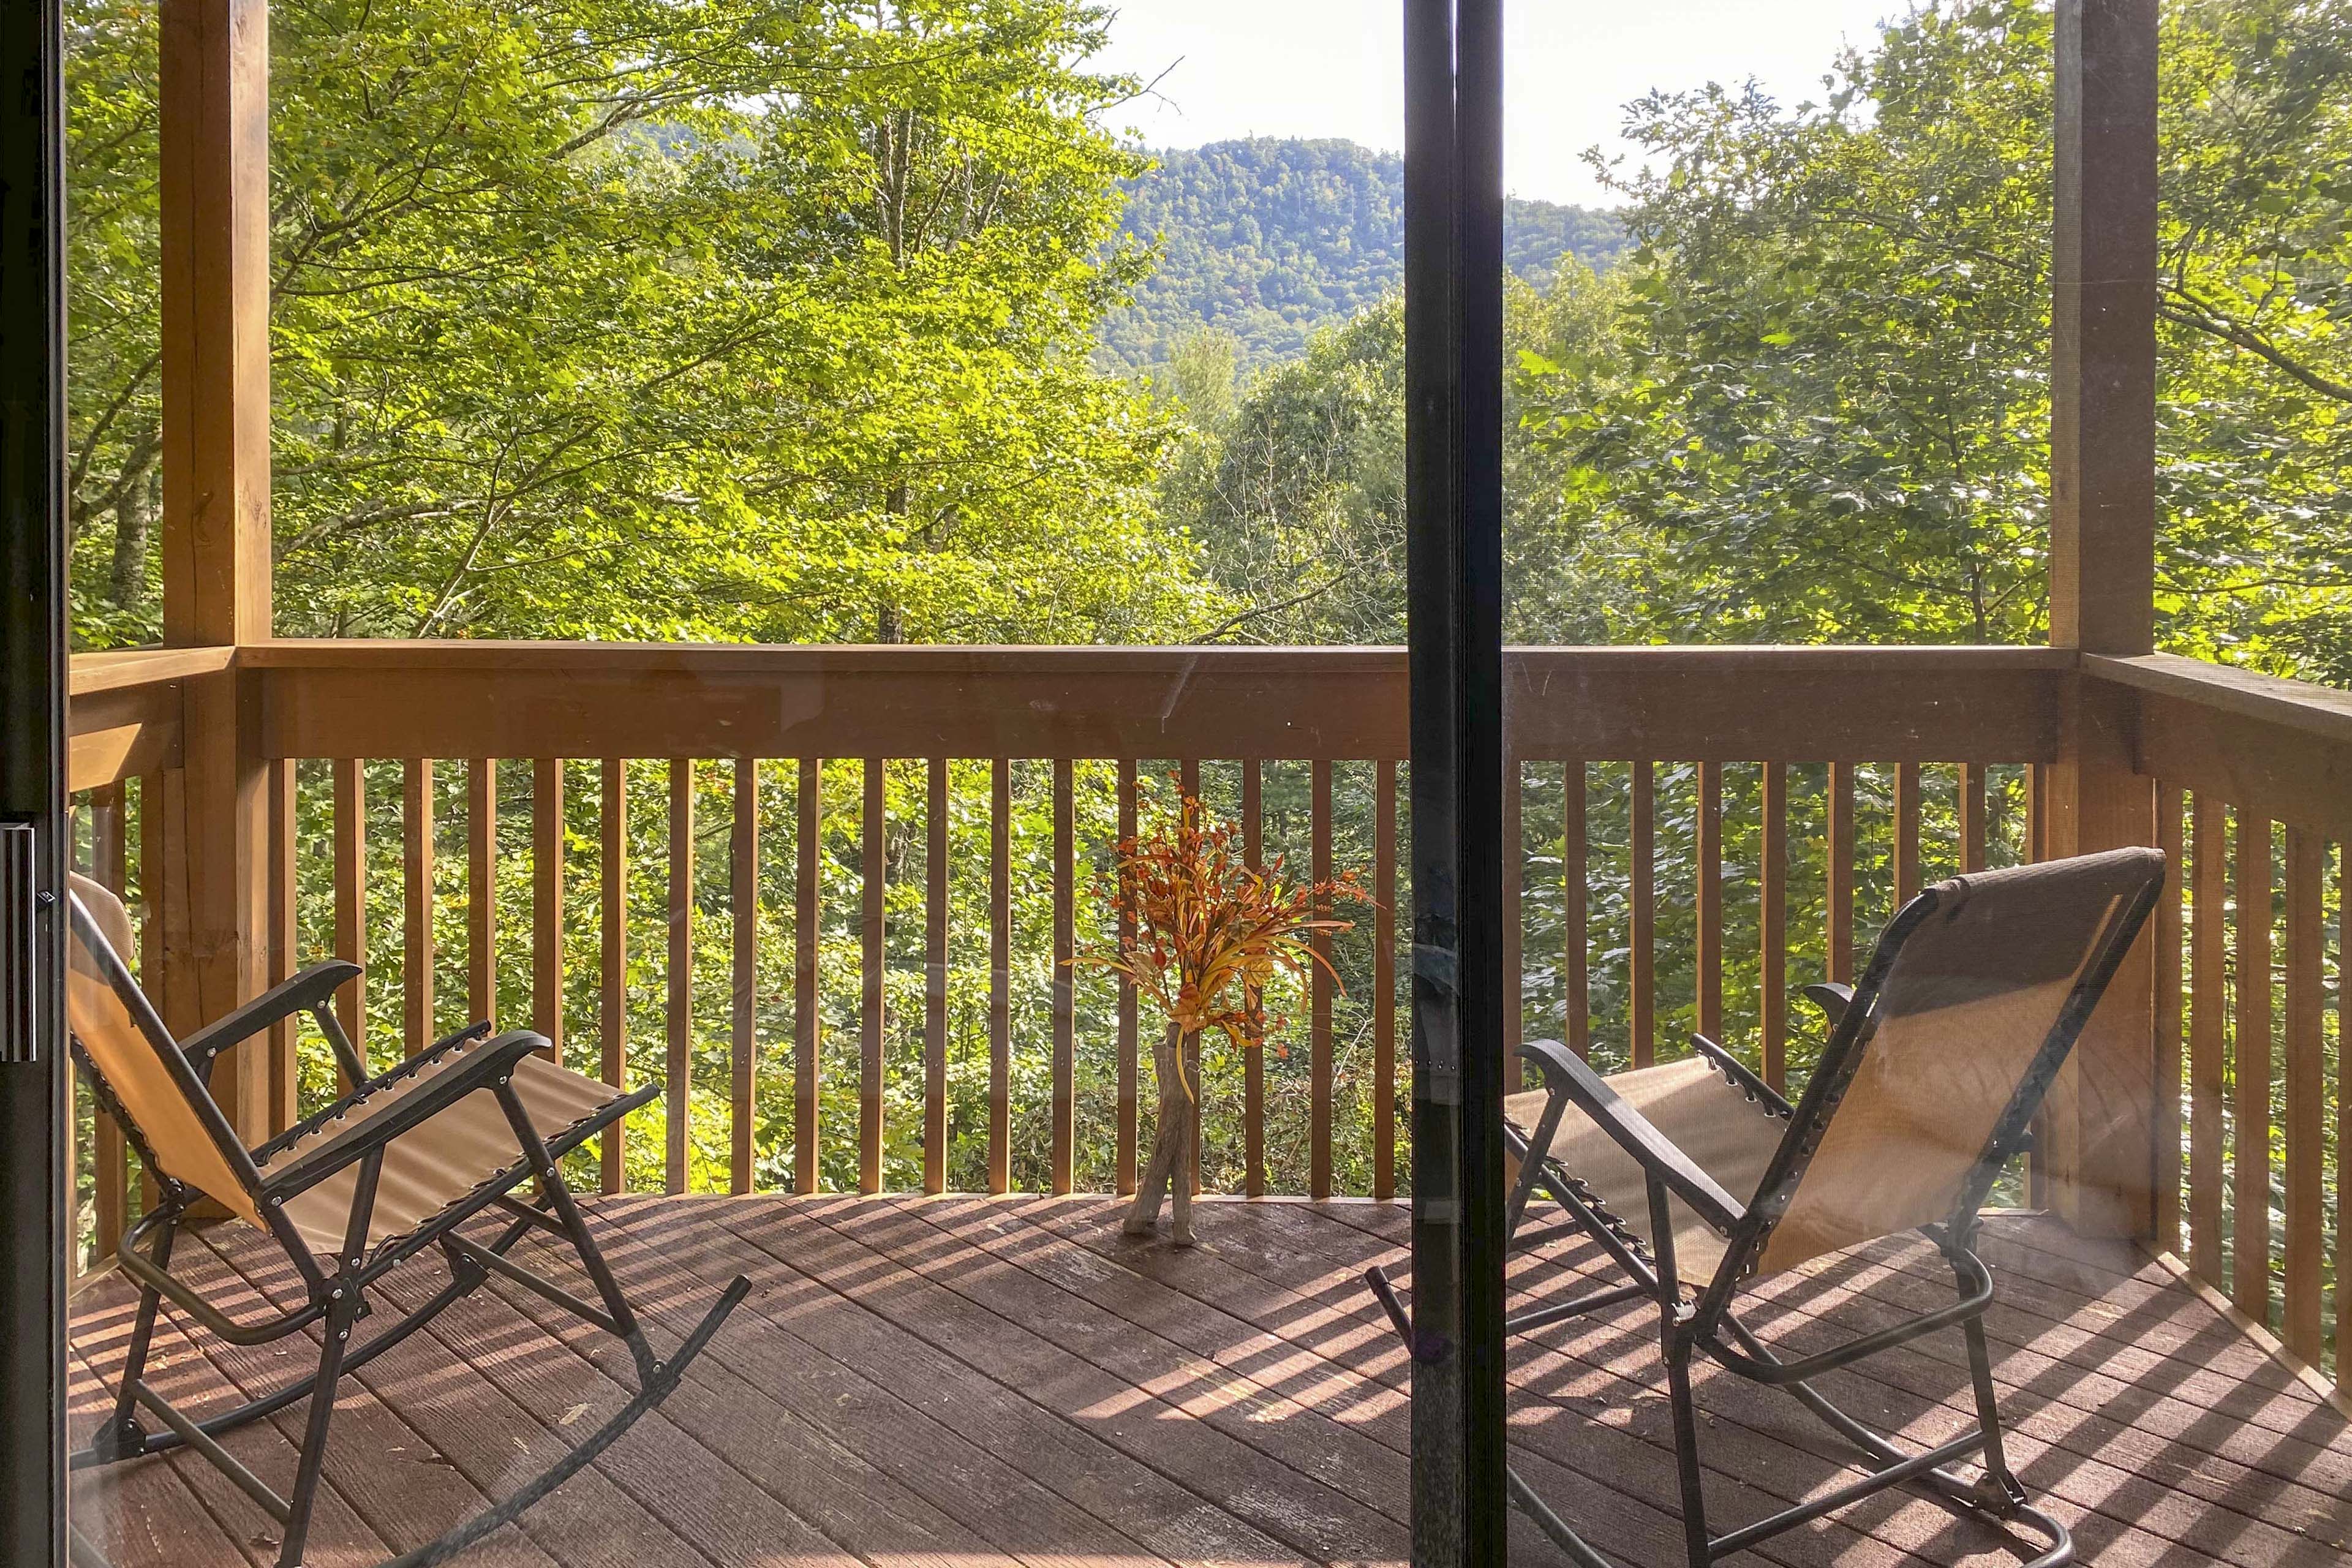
[1091,1,1908,206]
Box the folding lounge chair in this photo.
[1367,846,2165,1568]
[62,873,747,1568]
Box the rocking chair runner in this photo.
[62,873,747,1568]
[1367,846,2166,1568]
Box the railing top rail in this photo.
[238,638,2076,674]
[2088,652,2352,748]
[234,640,2074,764]
[69,644,234,697]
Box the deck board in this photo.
[68,1197,2352,1567]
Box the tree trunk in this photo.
[1123,1020,1197,1245]
[107,473,151,610]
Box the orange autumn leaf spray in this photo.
[1077,777,1370,1108]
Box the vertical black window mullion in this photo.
[1403,0,1508,1562]
[0,1,73,1564]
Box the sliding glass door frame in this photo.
[1402,0,1509,1562]
[1,0,74,1562]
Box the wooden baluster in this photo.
[1893,763,1921,907]
[2232,809,2273,1322]
[2187,794,2227,1283]
[467,759,496,1034]
[2282,827,2324,1363]
[1374,760,1396,1201]
[795,758,821,1195]
[532,759,563,1065]
[668,758,694,1196]
[402,758,434,1058]
[1051,758,1076,1196]
[1960,763,1988,873]
[987,759,1011,1195]
[1502,757,1523,1086]
[859,760,886,1194]
[733,758,761,1196]
[268,761,296,1132]
[1760,762,1786,1093]
[2337,841,2348,1395]
[1564,760,1589,1061]
[92,783,130,1262]
[1826,761,1855,987]
[2027,761,2049,863]
[601,759,628,1194]
[1630,760,1655,1069]
[1696,760,1722,1042]
[331,759,366,1087]
[1311,758,1335,1200]
[95,782,127,911]
[1180,758,1202,1197]
[1243,760,1265,1197]
[1117,758,1139,1197]
[924,758,948,1197]
[2154,784,2184,1256]
[137,772,165,1215]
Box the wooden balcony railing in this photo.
[59,641,2350,1396]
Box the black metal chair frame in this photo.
[65,892,746,1568]
[1368,862,2164,1568]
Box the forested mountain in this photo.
[1099,138,1626,371]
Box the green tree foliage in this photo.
[1161,270,1629,646]
[1101,137,1627,372]
[1520,0,2352,669]
[66,0,1220,647]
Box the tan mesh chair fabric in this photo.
[66,874,260,1225]
[260,1039,624,1259]
[1754,848,2163,1278]
[1506,1057,1784,1283]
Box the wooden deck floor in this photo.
[67,1196,2352,1567]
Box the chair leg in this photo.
[95,1222,175,1461]
[499,1085,657,1380]
[1962,1316,2026,1509]
[1664,1335,1711,1568]
[278,1284,360,1568]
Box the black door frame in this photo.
[1403,0,1508,1562]
[1,0,72,1562]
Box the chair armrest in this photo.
[181,962,363,1071]
[1689,1033,1794,1118]
[1517,1039,1747,1235]
[1801,982,1854,1030]
[258,1030,551,1203]
[246,1019,494,1166]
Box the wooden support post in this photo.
[2044,0,2160,1240]
[157,0,274,1140]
